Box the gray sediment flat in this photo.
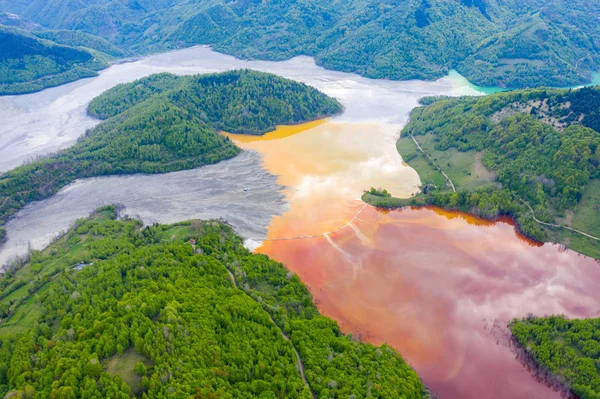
[0,46,480,267]
[0,151,284,266]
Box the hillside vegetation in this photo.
[0,207,426,398]
[0,70,342,237]
[1,0,599,88]
[366,86,600,258]
[0,25,112,95]
[511,316,600,399]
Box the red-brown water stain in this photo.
[227,120,598,398]
[259,205,600,398]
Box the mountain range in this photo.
[0,0,599,92]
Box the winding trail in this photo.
[225,268,316,399]
[408,135,598,242]
[410,134,456,192]
[519,199,600,242]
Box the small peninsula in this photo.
[0,70,342,239]
[511,316,600,399]
[364,86,600,258]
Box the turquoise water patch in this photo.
[446,70,506,95]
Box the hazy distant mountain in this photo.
[0,0,599,88]
[0,25,125,94]
[0,11,40,30]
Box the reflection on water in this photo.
[426,207,543,247]
[227,120,600,399]
[0,45,482,266]
[226,120,422,203]
[1,45,594,398]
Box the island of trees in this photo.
[1,0,599,90]
[0,70,342,243]
[0,206,426,398]
[364,85,600,258]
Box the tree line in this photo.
[0,208,426,398]
[0,70,342,238]
[511,316,600,399]
[387,85,600,243]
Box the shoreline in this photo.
[508,328,579,399]
[5,43,599,98]
[361,192,600,260]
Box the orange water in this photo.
[225,121,600,398]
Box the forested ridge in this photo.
[87,70,342,134]
[0,70,342,240]
[366,86,600,257]
[511,316,600,399]
[0,207,426,398]
[0,0,599,88]
[0,24,123,95]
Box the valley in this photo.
[1,0,600,396]
[0,46,598,397]
[2,0,600,90]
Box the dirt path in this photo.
[410,135,456,192]
[519,199,600,242]
[225,268,315,398]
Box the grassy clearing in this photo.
[0,208,120,334]
[106,348,152,395]
[397,134,497,192]
[572,180,600,237]
[165,223,193,242]
[563,179,600,258]
[397,136,446,188]
[0,294,44,337]
[567,234,600,260]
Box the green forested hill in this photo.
[1,0,599,88]
[34,30,127,59]
[87,70,342,133]
[0,70,341,235]
[0,207,426,398]
[511,316,600,399]
[0,11,39,30]
[0,25,110,95]
[366,86,600,258]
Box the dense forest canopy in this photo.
[367,85,600,257]
[0,70,342,238]
[0,208,426,398]
[87,70,343,134]
[0,25,111,95]
[511,316,600,399]
[1,0,599,88]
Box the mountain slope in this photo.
[34,29,127,59]
[366,86,600,258]
[1,0,599,88]
[0,25,111,95]
[0,209,426,397]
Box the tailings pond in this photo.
[2,46,598,398]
